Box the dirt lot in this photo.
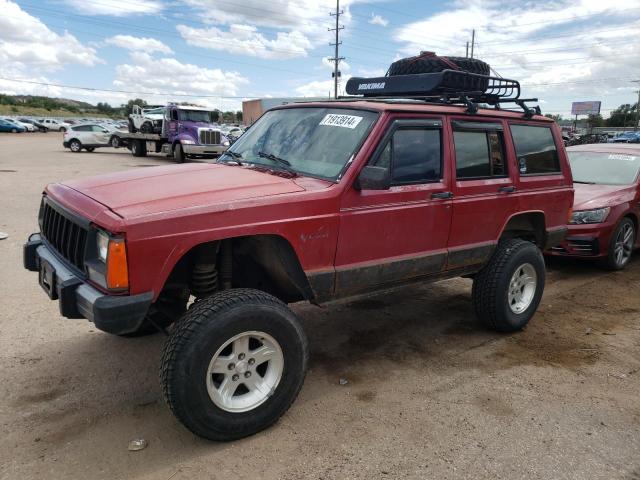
[0,133,639,480]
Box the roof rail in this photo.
[344,70,541,117]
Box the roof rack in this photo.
[344,69,541,118]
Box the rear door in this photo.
[447,118,518,269]
[335,115,453,296]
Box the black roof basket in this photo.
[344,70,541,118]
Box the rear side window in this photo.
[453,124,506,179]
[374,128,441,184]
[510,125,560,175]
[72,125,91,132]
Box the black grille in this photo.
[199,129,221,145]
[40,201,88,270]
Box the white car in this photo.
[62,123,116,152]
[128,105,165,133]
[4,118,35,132]
[37,118,68,132]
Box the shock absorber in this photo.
[190,244,219,298]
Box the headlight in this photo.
[97,231,109,262]
[181,138,195,145]
[570,207,610,224]
[223,140,230,146]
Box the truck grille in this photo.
[40,200,88,271]
[199,129,221,145]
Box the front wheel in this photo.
[69,139,82,152]
[173,143,185,163]
[472,239,545,332]
[160,289,308,441]
[110,135,120,148]
[604,217,635,270]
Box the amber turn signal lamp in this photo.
[567,207,573,223]
[106,238,129,290]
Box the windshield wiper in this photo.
[219,150,244,165]
[573,180,596,184]
[258,151,292,167]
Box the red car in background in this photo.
[550,144,640,269]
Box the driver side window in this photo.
[373,126,442,184]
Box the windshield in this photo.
[568,151,640,185]
[220,107,378,180]
[179,109,215,123]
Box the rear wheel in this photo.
[140,122,153,133]
[85,147,95,152]
[472,239,545,332]
[131,139,147,157]
[59,127,66,132]
[110,135,121,148]
[69,139,82,152]
[160,289,308,441]
[128,119,136,133]
[604,217,635,270]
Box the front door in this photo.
[335,115,453,297]
[447,118,519,269]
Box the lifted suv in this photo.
[23,72,573,441]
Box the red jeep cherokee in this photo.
[23,72,573,440]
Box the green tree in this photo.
[236,110,243,122]
[606,103,638,127]
[587,113,604,128]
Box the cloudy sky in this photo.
[1,0,639,117]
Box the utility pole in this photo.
[470,29,475,59]
[329,0,345,99]
[465,41,469,58]
[633,80,640,131]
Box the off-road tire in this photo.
[472,239,545,332]
[140,122,153,134]
[110,135,120,148]
[160,289,309,441]
[131,139,147,157]
[69,139,82,153]
[388,54,490,92]
[128,119,136,133]
[173,143,185,163]
[120,288,189,337]
[603,217,636,270]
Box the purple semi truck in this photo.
[124,103,229,163]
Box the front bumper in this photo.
[547,223,613,258]
[24,234,153,335]
[183,144,227,156]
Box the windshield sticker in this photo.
[608,154,637,162]
[319,114,363,129]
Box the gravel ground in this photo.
[0,133,639,480]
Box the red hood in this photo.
[573,183,635,211]
[61,163,305,218]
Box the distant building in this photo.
[242,97,328,125]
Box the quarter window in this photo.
[454,129,506,179]
[374,128,442,184]
[510,125,560,175]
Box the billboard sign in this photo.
[571,101,601,116]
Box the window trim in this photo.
[369,118,443,186]
[453,126,508,181]
[508,123,561,177]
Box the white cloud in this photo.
[61,0,164,16]
[369,14,388,27]
[113,52,249,98]
[0,0,101,71]
[106,35,173,54]
[177,24,311,59]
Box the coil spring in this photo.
[191,263,218,298]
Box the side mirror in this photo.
[355,165,391,191]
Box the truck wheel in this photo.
[174,143,185,163]
[69,139,82,152]
[131,139,147,157]
[472,239,545,332]
[140,122,153,134]
[160,289,308,441]
[110,135,120,148]
[603,217,635,270]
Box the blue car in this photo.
[612,132,640,143]
[0,118,26,133]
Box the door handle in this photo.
[498,186,516,193]
[431,191,453,199]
